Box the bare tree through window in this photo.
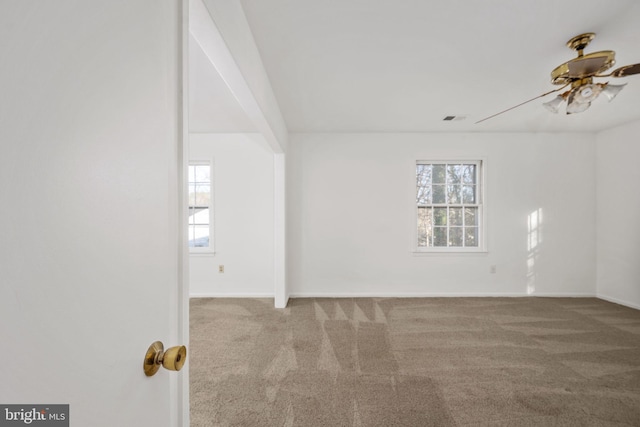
[416,161,482,249]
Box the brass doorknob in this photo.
[143,341,187,377]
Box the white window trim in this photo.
[411,158,488,254]
[189,159,215,255]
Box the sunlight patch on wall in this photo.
[527,208,543,295]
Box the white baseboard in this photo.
[288,292,597,298]
[189,293,639,311]
[597,294,640,310]
[189,292,274,299]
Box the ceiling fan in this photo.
[476,33,640,123]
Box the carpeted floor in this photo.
[190,297,640,426]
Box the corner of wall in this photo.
[594,119,640,310]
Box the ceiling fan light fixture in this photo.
[566,99,591,115]
[601,82,626,101]
[542,95,564,113]
[574,83,602,103]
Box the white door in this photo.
[0,1,187,426]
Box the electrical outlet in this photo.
[490,265,497,274]
[219,265,224,273]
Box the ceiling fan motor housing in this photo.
[566,33,595,53]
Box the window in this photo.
[415,161,483,251]
[188,162,213,252]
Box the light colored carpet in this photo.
[190,297,640,426]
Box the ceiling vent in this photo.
[443,115,466,121]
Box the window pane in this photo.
[447,185,461,204]
[462,185,476,204]
[447,164,462,184]
[416,185,431,204]
[449,207,463,226]
[416,165,432,186]
[192,225,210,247]
[188,185,196,207]
[432,185,446,203]
[433,164,446,183]
[464,208,478,226]
[416,165,432,204]
[434,207,447,226]
[187,225,207,247]
[188,162,213,252]
[195,185,210,206]
[417,207,432,247]
[188,225,194,247]
[434,227,447,246]
[462,164,476,184]
[195,165,210,182]
[416,165,431,203]
[193,207,209,225]
[449,227,463,246]
[465,227,478,247]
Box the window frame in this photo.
[188,159,215,255]
[412,159,487,254]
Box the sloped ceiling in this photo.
[237,0,640,133]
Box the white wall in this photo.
[596,119,640,309]
[189,133,275,296]
[287,132,597,297]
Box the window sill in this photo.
[412,249,488,256]
[189,251,216,257]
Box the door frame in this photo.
[177,0,190,425]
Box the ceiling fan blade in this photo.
[475,84,569,124]
[611,63,640,77]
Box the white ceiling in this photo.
[232,0,640,133]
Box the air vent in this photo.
[443,115,467,121]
